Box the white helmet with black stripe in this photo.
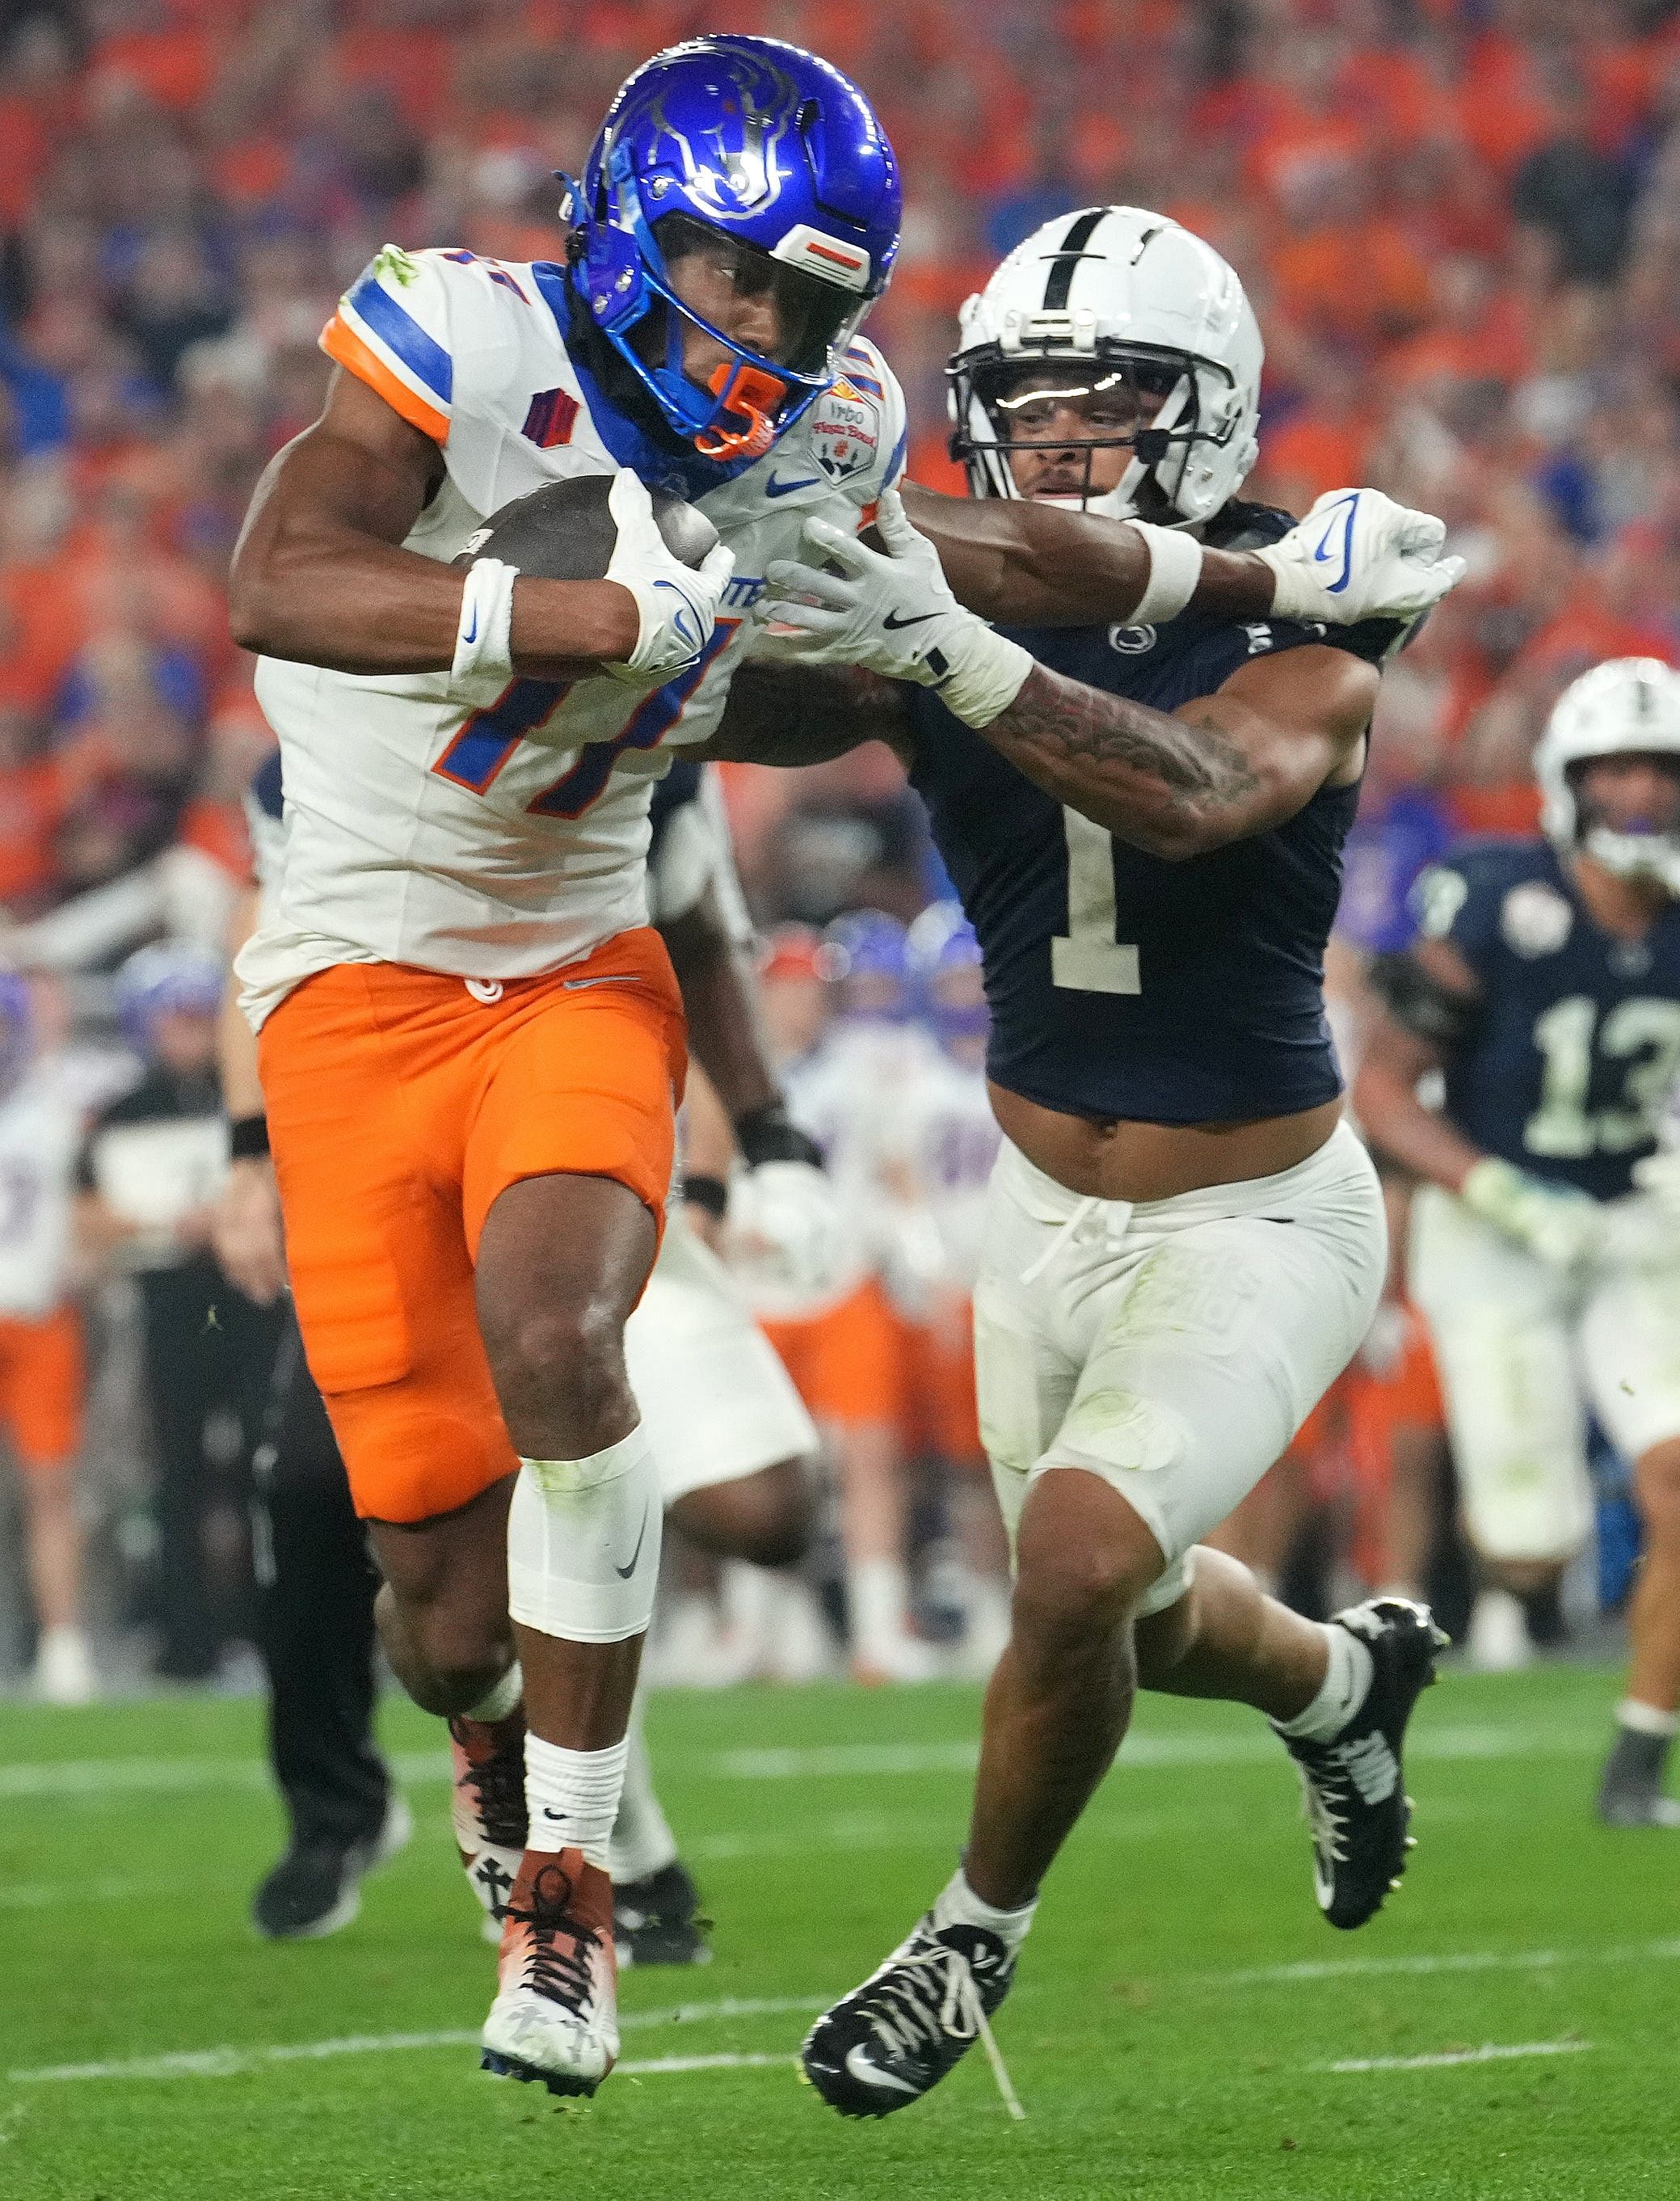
[948,204,1263,525]
[1536,656,1680,890]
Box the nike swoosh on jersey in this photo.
[613,1506,651,1581]
[559,974,636,992]
[844,2043,920,2093]
[882,608,942,630]
[765,473,821,498]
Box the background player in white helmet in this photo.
[0,975,95,1703]
[704,201,1464,2116]
[1358,656,1680,1826]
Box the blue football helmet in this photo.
[822,909,910,1022]
[563,36,899,459]
[0,972,32,1090]
[115,940,225,1052]
[907,900,987,1046]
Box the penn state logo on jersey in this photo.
[1108,622,1156,655]
[1500,880,1573,959]
[811,372,882,483]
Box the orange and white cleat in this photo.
[448,1710,528,1933]
[480,1849,619,2096]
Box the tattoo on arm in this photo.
[983,663,1263,852]
[699,660,912,767]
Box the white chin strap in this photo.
[1581,824,1680,893]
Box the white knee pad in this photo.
[507,1423,663,1644]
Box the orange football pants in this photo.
[0,1305,84,1471]
[259,930,685,1524]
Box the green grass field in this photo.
[3,1663,1678,2200]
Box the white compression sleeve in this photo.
[507,1423,663,1644]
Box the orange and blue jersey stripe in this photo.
[320,271,453,443]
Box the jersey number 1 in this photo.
[1051,809,1140,994]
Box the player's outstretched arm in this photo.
[228,370,728,683]
[695,659,913,768]
[1354,942,1604,1268]
[903,484,1463,633]
[983,643,1376,858]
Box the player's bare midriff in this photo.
[987,1082,1345,1204]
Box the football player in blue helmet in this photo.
[823,909,912,1023]
[562,36,899,466]
[908,900,988,1060]
[114,941,225,1065]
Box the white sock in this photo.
[608,1695,679,1885]
[1274,1622,1375,1742]
[932,1866,1037,1955]
[1618,1698,1680,1739]
[850,1554,912,1652]
[462,1663,524,1725]
[524,1734,628,1868]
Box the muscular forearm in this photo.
[700,659,909,766]
[228,415,638,677]
[661,919,781,1121]
[1353,1061,1483,1194]
[229,516,635,678]
[903,486,1274,630]
[977,663,1262,858]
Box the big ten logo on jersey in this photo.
[811,367,882,483]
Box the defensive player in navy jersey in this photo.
[1357,658,1680,1828]
[704,205,1462,2117]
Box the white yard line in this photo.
[0,1718,1606,1803]
[6,1996,826,2087]
[1215,1937,1680,1988]
[1326,2039,1591,2074]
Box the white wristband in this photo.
[1126,522,1204,625]
[935,619,1036,730]
[451,556,518,694]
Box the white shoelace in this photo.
[864,1939,1026,2122]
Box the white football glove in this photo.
[1632,1149,1680,1216]
[1254,488,1466,630]
[1460,1157,1603,1272]
[604,469,736,684]
[727,1158,847,1300]
[750,486,1033,727]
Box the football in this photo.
[453,474,719,582]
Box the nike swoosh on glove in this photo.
[1254,489,1466,635]
[747,487,1033,727]
[604,470,736,684]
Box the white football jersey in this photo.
[877,1043,1001,1305]
[239,244,907,1029]
[0,1069,84,1318]
[735,1018,939,1322]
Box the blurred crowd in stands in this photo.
[1,0,1676,1688]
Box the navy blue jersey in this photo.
[1418,837,1680,1200]
[903,504,1401,1125]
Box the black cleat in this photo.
[1597,1728,1680,1828]
[802,1916,1016,2118]
[251,1795,412,1940]
[1276,1596,1446,1931]
[613,1858,711,1967]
